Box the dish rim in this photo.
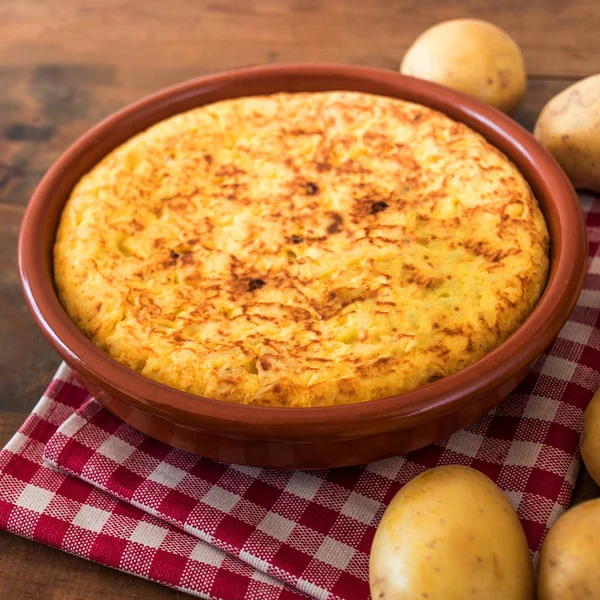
[18,63,587,441]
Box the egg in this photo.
[369,465,534,599]
[53,91,548,407]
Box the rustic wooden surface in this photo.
[1,0,599,597]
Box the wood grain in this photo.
[1,0,600,77]
[0,0,598,598]
[0,206,62,412]
[0,533,184,600]
[573,467,600,506]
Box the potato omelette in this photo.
[54,91,550,407]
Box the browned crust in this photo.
[53,91,549,407]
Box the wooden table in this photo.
[1,1,599,597]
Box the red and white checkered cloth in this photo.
[1,195,599,599]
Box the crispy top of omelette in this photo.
[54,91,549,407]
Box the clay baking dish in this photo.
[19,64,587,469]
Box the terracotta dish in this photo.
[19,64,587,469]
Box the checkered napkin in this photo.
[2,196,600,599]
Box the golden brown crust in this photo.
[54,91,549,407]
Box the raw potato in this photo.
[400,19,527,114]
[581,388,600,486]
[369,465,534,600]
[538,498,600,599]
[534,75,600,192]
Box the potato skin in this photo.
[400,19,527,113]
[369,465,534,600]
[581,389,600,486]
[534,75,600,193]
[538,498,600,600]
